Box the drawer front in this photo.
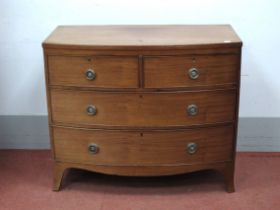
[144,54,239,88]
[48,56,139,88]
[50,89,236,127]
[53,125,234,165]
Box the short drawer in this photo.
[53,125,234,165]
[144,54,239,88]
[50,89,236,127]
[47,56,139,88]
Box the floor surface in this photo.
[0,150,279,210]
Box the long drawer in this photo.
[144,54,239,88]
[53,125,234,165]
[50,89,236,127]
[48,55,139,88]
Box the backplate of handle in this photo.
[187,142,198,154]
[188,68,199,79]
[85,69,96,80]
[87,105,97,116]
[187,104,198,116]
[88,143,99,154]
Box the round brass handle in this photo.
[188,68,199,79]
[85,69,96,80]
[187,143,198,155]
[86,105,97,116]
[187,104,198,116]
[88,144,99,154]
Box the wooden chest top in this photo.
[43,25,242,50]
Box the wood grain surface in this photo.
[50,89,236,127]
[48,55,139,88]
[43,25,242,50]
[53,125,233,165]
[144,54,239,88]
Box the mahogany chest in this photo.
[43,25,242,192]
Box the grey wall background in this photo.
[0,116,280,151]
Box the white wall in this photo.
[0,0,279,117]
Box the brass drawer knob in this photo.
[187,104,198,116]
[85,69,96,80]
[86,105,97,116]
[188,68,199,79]
[88,144,99,154]
[187,143,198,154]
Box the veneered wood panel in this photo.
[48,56,139,88]
[43,25,242,50]
[144,54,238,88]
[53,125,233,165]
[50,89,236,127]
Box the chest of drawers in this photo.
[43,25,242,192]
